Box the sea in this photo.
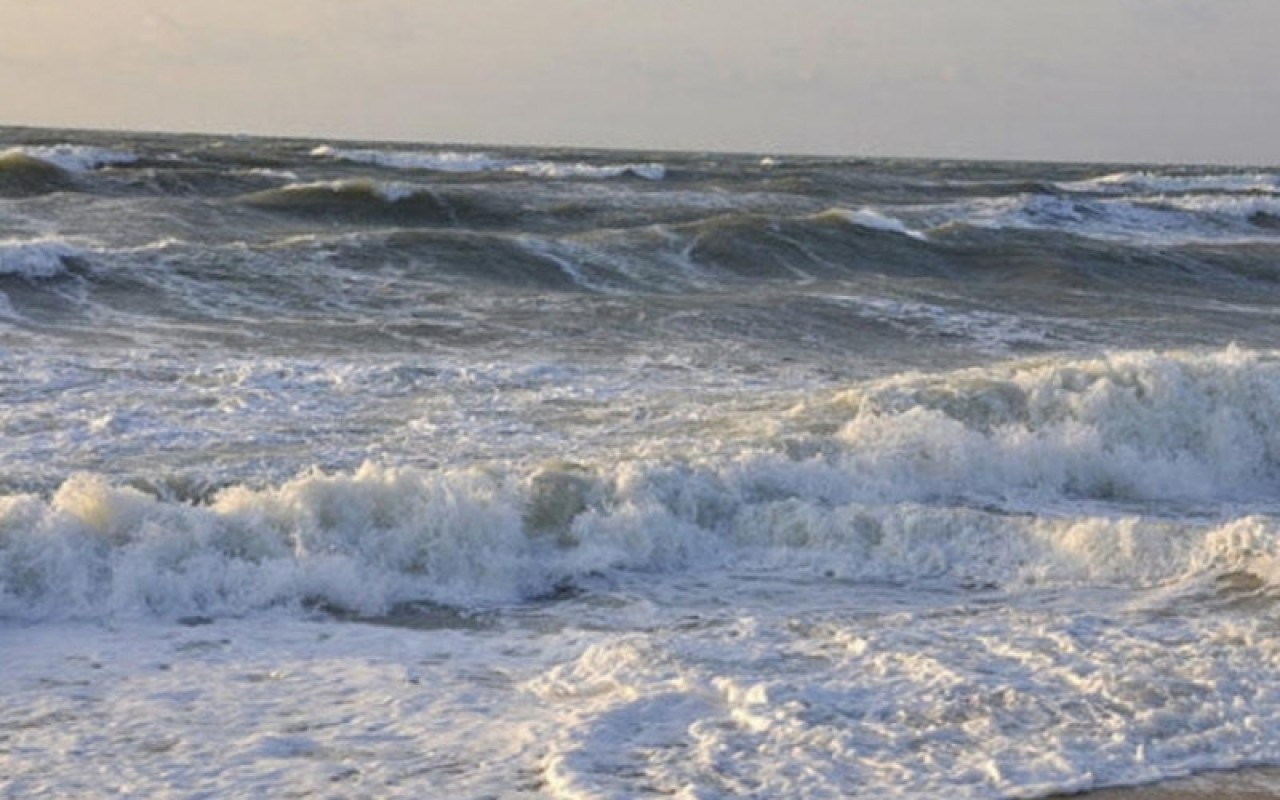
[2,127,1280,799]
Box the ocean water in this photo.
[3,128,1280,798]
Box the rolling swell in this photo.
[532,205,1274,291]
[5,128,1277,301]
[3,129,1279,376]
[311,144,667,181]
[372,229,584,289]
[240,179,520,227]
[0,238,87,279]
[678,209,946,280]
[0,151,74,196]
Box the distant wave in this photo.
[931,191,1280,245]
[1148,192,1280,221]
[1059,170,1280,195]
[311,145,666,181]
[0,150,74,195]
[813,207,928,240]
[824,294,1058,352]
[0,237,86,279]
[4,347,1278,620]
[2,144,137,173]
[0,144,139,196]
[240,179,464,224]
[245,177,431,204]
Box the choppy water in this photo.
[3,127,1280,798]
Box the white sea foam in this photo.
[823,207,928,240]
[7,584,1280,799]
[259,178,428,203]
[828,294,1057,352]
[506,161,666,181]
[240,167,299,181]
[311,145,665,180]
[1146,192,1280,220]
[3,348,1278,621]
[1061,171,1280,195]
[0,618,562,799]
[371,181,424,203]
[934,192,1279,243]
[828,346,1280,505]
[3,144,137,173]
[532,589,1280,799]
[311,145,503,173]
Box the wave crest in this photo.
[814,207,928,240]
[4,348,1280,620]
[0,151,74,196]
[1060,171,1280,195]
[0,237,85,279]
[311,145,666,180]
[2,144,137,173]
[240,179,466,224]
[833,346,1280,503]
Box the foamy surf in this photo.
[2,461,1278,621]
[5,127,1280,799]
[3,348,1277,622]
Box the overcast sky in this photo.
[2,0,1276,164]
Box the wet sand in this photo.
[1063,768,1280,799]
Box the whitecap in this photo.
[821,207,928,240]
[311,145,505,173]
[311,145,665,180]
[3,144,138,173]
[929,192,1278,244]
[1059,170,1280,195]
[0,237,83,278]
[5,348,1280,620]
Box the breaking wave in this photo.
[935,191,1280,244]
[815,207,928,240]
[0,150,75,196]
[0,144,140,195]
[1059,170,1280,195]
[3,347,1278,621]
[2,144,137,173]
[243,178,434,206]
[0,237,86,279]
[311,145,666,180]
[239,179,515,226]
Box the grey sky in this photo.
[1,0,1276,163]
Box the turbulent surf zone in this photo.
[3,127,1280,799]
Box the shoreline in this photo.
[1063,768,1280,799]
